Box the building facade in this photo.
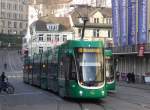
[28,19,74,56]
[112,0,150,83]
[69,6,113,45]
[148,0,150,42]
[0,0,28,35]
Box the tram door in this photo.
[64,57,71,96]
[59,55,70,97]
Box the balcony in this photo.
[112,43,150,55]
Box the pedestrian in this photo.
[131,72,135,83]
[0,72,6,82]
[129,72,132,83]
[127,72,132,83]
[116,71,120,82]
[0,72,7,93]
[127,73,129,83]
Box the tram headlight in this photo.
[43,64,46,68]
[79,90,83,96]
[101,90,105,96]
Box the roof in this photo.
[70,6,112,25]
[90,8,112,17]
[70,6,96,24]
[40,16,72,31]
[31,20,48,31]
[30,17,72,31]
[74,23,112,29]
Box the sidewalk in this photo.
[119,81,150,91]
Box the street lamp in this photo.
[81,17,88,40]
[70,5,89,40]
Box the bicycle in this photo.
[0,79,15,94]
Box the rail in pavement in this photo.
[119,81,150,91]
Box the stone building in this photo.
[0,0,28,35]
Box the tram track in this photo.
[94,100,117,110]
[119,84,150,91]
[71,100,117,110]
[108,92,150,110]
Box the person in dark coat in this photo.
[116,71,120,82]
[131,72,135,83]
[127,72,132,83]
[0,72,7,92]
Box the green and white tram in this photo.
[105,49,116,91]
[23,40,107,99]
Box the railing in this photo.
[111,43,150,54]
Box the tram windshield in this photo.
[105,57,114,82]
[75,48,104,87]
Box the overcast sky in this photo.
[106,0,112,7]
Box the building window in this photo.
[55,35,59,41]
[93,29,99,37]
[97,30,99,37]
[13,13,17,19]
[1,12,5,18]
[7,13,11,18]
[108,30,112,38]
[39,34,43,36]
[106,18,109,24]
[2,3,6,9]
[14,4,17,10]
[78,28,82,37]
[94,18,97,23]
[14,22,17,28]
[93,30,96,37]
[109,18,112,24]
[97,18,99,23]
[39,34,43,41]
[39,37,43,41]
[53,26,56,30]
[8,4,11,10]
[94,18,99,23]
[19,5,23,11]
[20,22,22,28]
[8,30,12,34]
[26,23,28,28]
[63,35,67,41]
[8,21,11,28]
[39,47,43,53]
[47,34,51,41]
[2,20,5,27]
[19,14,21,19]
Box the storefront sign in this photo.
[138,44,145,57]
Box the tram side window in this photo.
[69,58,77,80]
[59,58,65,79]
[59,56,70,79]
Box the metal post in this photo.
[81,17,88,40]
